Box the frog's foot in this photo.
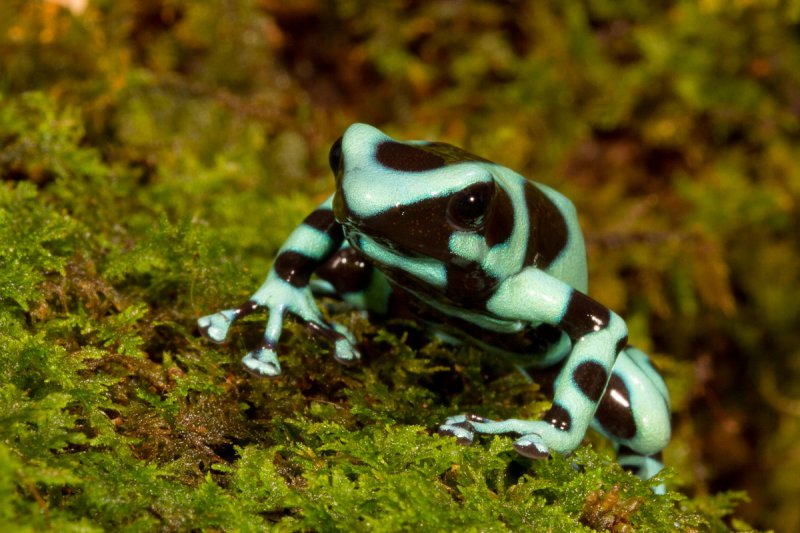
[242,342,282,377]
[198,300,260,343]
[199,284,361,376]
[438,414,477,445]
[198,309,238,343]
[224,315,360,376]
[440,414,582,459]
[307,320,361,366]
[513,433,550,460]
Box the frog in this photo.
[198,123,671,482]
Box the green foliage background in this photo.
[1,0,798,531]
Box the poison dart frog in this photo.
[198,124,671,482]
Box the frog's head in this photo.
[330,123,514,301]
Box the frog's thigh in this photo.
[590,347,671,456]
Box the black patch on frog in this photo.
[573,360,608,402]
[344,177,511,310]
[235,299,260,318]
[376,261,495,311]
[316,247,374,294]
[484,186,515,247]
[444,264,498,309]
[421,142,493,165]
[615,334,628,355]
[273,251,317,288]
[350,195,454,261]
[273,209,345,288]
[346,181,508,303]
[523,181,569,268]
[302,208,339,234]
[544,403,572,432]
[595,373,637,440]
[376,141,445,171]
[559,290,611,340]
[329,136,343,174]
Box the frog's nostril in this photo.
[329,136,343,175]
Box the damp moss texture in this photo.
[2,1,799,531]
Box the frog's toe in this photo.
[198,310,237,343]
[241,346,282,377]
[333,338,361,366]
[439,415,476,445]
[513,433,550,459]
[439,423,475,446]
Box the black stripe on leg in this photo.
[234,300,260,318]
[273,210,344,289]
[572,361,608,402]
[559,291,611,339]
[273,251,318,288]
[303,209,343,242]
[595,373,637,440]
[543,403,572,432]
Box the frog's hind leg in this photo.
[591,346,671,484]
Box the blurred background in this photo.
[2,0,800,530]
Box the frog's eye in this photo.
[447,181,493,231]
[329,136,343,174]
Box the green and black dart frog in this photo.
[199,124,671,484]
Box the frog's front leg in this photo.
[440,267,627,459]
[198,195,359,376]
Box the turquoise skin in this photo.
[198,124,671,483]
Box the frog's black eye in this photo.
[447,181,493,231]
[329,136,343,174]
